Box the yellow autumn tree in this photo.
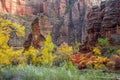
[56,42,73,61]
[35,33,55,66]
[0,17,25,65]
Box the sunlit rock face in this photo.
[0,0,26,15]
[0,0,101,15]
[0,0,44,15]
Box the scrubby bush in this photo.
[97,38,116,57]
[54,42,73,66]
[98,38,109,46]
[71,52,115,70]
[93,47,101,55]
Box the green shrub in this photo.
[98,38,109,46]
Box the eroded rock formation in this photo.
[23,15,53,50]
[0,0,101,47]
[24,17,45,50]
[101,0,120,37]
[86,0,120,50]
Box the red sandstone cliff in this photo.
[0,0,101,46]
[0,0,100,15]
[0,0,47,15]
[0,0,27,15]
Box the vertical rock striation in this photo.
[86,0,120,49]
[0,0,26,15]
[0,0,101,46]
[48,0,100,45]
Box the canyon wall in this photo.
[0,0,27,15]
[0,0,47,15]
[46,0,101,45]
[86,0,120,49]
[0,0,101,46]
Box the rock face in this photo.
[85,6,102,50]
[0,0,27,15]
[86,0,120,49]
[0,0,101,47]
[101,0,120,36]
[47,0,100,45]
[0,0,47,15]
[23,17,45,50]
